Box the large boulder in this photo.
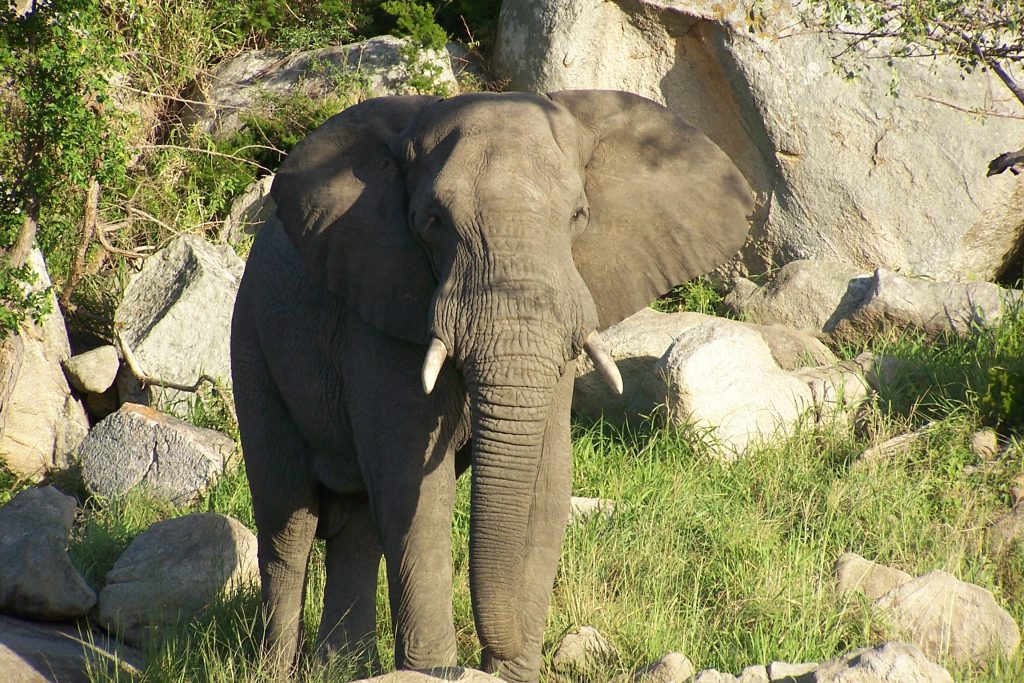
[656,319,814,458]
[494,1,1024,282]
[0,614,142,683]
[0,250,90,481]
[0,486,97,620]
[723,260,874,334]
[96,513,257,647]
[78,403,237,506]
[838,555,1021,665]
[810,641,952,682]
[114,235,244,415]
[574,308,834,424]
[183,36,457,137]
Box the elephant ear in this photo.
[549,90,753,330]
[271,95,441,345]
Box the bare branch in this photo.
[134,144,272,172]
[60,178,99,309]
[115,328,238,425]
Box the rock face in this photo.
[657,319,814,458]
[97,513,257,647]
[494,0,1024,281]
[0,614,142,683]
[811,641,952,682]
[623,652,695,683]
[78,404,237,506]
[987,506,1024,555]
[0,250,90,481]
[114,235,244,414]
[183,36,457,137]
[0,487,97,620]
[574,308,834,424]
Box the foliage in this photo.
[207,0,364,49]
[382,0,453,95]
[0,0,137,337]
[863,298,1024,436]
[809,0,1024,107]
[651,277,730,317]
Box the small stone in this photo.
[62,345,120,394]
[970,429,1000,461]
[0,486,97,620]
[767,661,817,680]
[569,496,616,522]
[552,626,618,673]
[347,668,498,682]
[835,552,913,602]
[97,513,257,647]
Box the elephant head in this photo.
[270,90,752,661]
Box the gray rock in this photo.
[791,361,871,422]
[831,268,1023,344]
[737,665,768,683]
[494,2,1024,282]
[97,513,257,647]
[620,652,695,683]
[0,487,97,620]
[350,669,498,682]
[0,614,142,683]
[78,403,237,506]
[724,261,874,335]
[986,506,1024,556]
[183,36,457,137]
[221,175,276,246]
[0,250,89,481]
[874,570,1020,666]
[569,496,616,523]
[61,345,119,394]
[835,552,913,603]
[970,429,1000,462]
[574,308,833,425]
[809,641,952,682]
[552,626,618,673]
[767,661,816,681]
[695,670,738,683]
[857,429,929,465]
[114,235,243,415]
[657,319,813,459]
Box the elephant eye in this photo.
[571,207,588,223]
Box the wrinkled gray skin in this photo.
[230,90,752,682]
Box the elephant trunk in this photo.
[463,350,562,662]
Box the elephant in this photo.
[230,89,752,682]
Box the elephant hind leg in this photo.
[316,493,383,674]
[234,345,320,677]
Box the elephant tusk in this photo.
[584,331,623,395]
[421,337,449,395]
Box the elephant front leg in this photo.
[342,312,468,671]
[480,364,574,683]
